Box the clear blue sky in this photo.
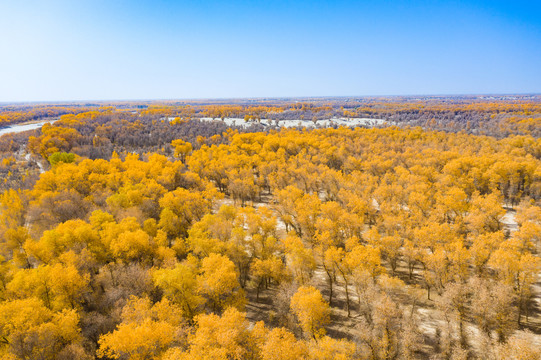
[1,0,540,101]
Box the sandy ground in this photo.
[195,117,387,129]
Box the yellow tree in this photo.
[513,221,541,254]
[0,298,82,359]
[345,243,385,305]
[153,261,204,319]
[250,257,287,300]
[283,234,316,285]
[171,139,193,163]
[197,253,244,312]
[489,244,541,325]
[261,327,308,360]
[179,307,262,360]
[290,286,331,340]
[378,234,403,274]
[324,246,353,316]
[466,192,506,234]
[7,263,89,311]
[97,296,186,360]
[469,231,505,275]
[159,188,217,239]
[2,227,32,268]
[23,219,99,265]
[307,336,356,360]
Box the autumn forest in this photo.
[1,96,541,360]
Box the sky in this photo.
[0,0,540,102]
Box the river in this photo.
[0,120,57,137]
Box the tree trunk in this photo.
[323,264,334,306]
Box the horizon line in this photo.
[2,92,541,106]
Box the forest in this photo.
[0,97,540,359]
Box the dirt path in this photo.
[25,153,46,173]
[501,208,518,233]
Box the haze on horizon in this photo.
[1,0,540,102]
